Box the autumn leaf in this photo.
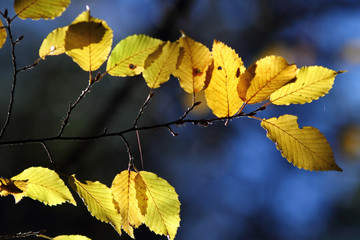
[205,40,245,117]
[244,55,297,104]
[106,34,164,77]
[261,114,342,171]
[0,178,27,203]
[65,10,113,72]
[14,0,70,20]
[10,167,76,206]
[135,171,180,240]
[39,26,68,59]
[53,235,91,240]
[143,41,181,89]
[111,170,144,238]
[173,31,212,93]
[270,66,343,105]
[68,175,122,235]
[0,19,6,49]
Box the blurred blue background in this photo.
[1,0,360,239]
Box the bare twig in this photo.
[133,91,155,127]
[120,135,137,171]
[0,230,46,239]
[40,142,59,173]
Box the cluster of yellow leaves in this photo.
[0,167,180,239]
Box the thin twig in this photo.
[120,135,137,171]
[0,230,46,239]
[133,91,155,127]
[40,142,59,173]
[57,83,93,137]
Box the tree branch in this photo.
[0,230,46,239]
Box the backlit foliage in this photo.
[0,1,344,240]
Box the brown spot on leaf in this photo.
[192,68,202,77]
[236,68,240,78]
[129,64,136,70]
[217,66,222,70]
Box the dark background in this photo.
[1,0,360,239]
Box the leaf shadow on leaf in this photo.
[65,22,106,51]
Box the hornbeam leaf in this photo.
[106,34,163,77]
[68,175,122,235]
[270,66,343,105]
[205,40,245,117]
[53,235,91,240]
[0,178,27,203]
[11,167,76,206]
[173,31,212,93]
[39,26,68,59]
[135,171,180,240]
[14,0,70,20]
[65,10,113,72]
[143,41,180,89]
[0,19,6,49]
[111,170,144,238]
[245,55,297,104]
[261,114,342,171]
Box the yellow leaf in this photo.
[135,171,180,240]
[261,114,342,171]
[0,19,6,49]
[111,170,144,238]
[237,64,255,101]
[204,40,245,117]
[68,175,122,235]
[11,167,76,206]
[0,178,27,203]
[14,0,70,20]
[65,10,113,72]
[39,26,68,59]
[143,41,180,89]
[245,55,297,104]
[270,66,343,105]
[53,235,91,240]
[106,34,164,77]
[173,31,212,93]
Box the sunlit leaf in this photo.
[0,19,6,49]
[173,31,212,93]
[0,178,27,203]
[39,26,68,59]
[11,167,76,206]
[261,114,342,171]
[111,170,144,238]
[53,235,91,240]
[106,34,163,77]
[135,171,180,240]
[14,0,70,20]
[65,10,113,72]
[143,41,180,89]
[204,40,245,117]
[270,66,343,105]
[68,175,122,235]
[245,55,297,104]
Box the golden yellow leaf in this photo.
[106,34,164,77]
[68,175,122,235]
[65,10,113,72]
[39,26,68,59]
[11,167,76,206]
[111,170,144,238]
[270,66,343,105]
[261,114,342,171]
[53,235,91,240]
[143,41,180,89]
[0,19,6,49]
[0,178,27,203]
[135,171,180,240]
[237,64,255,101]
[245,55,297,104]
[204,40,245,117]
[172,31,212,93]
[14,0,70,20]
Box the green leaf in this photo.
[261,114,342,171]
[135,171,180,240]
[39,26,68,59]
[68,175,122,235]
[11,167,76,206]
[14,0,70,20]
[106,34,164,77]
[270,66,343,105]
